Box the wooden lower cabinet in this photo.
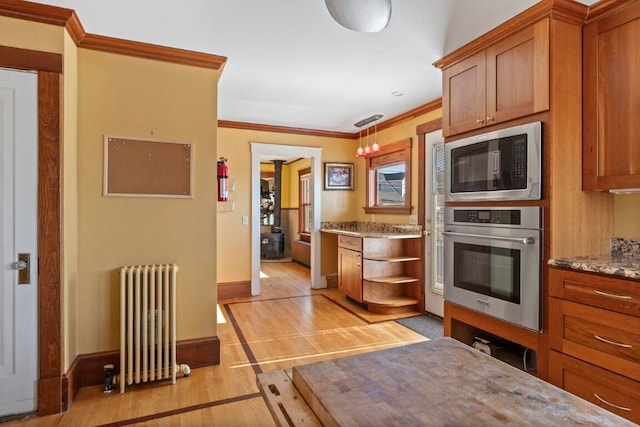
[337,234,421,313]
[338,247,362,302]
[549,267,640,424]
[549,350,640,424]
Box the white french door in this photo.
[0,68,38,416]
[424,129,445,317]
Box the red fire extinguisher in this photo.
[217,157,229,202]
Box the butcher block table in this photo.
[257,337,634,426]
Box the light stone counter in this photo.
[548,237,640,281]
[320,221,422,239]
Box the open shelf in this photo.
[365,296,419,314]
[365,276,419,284]
[445,302,539,376]
[364,296,419,307]
[364,255,420,262]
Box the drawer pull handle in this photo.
[594,334,632,348]
[594,290,632,300]
[593,393,631,412]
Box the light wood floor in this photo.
[7,262,427,426]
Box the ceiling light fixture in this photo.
[324,0,392,33]
[354,114,383,158]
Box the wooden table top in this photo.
[260,337,634,426]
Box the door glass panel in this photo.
[432,143,445,294]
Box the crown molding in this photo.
[0,0,227,73]
[79,34,227,73]
[218,120,357,139]
[434,0,588,70]
[585,0,638,22]
[376,98,442,132]
[219,98,442,139]
[0,0,74,26]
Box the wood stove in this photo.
[261,232,284,259]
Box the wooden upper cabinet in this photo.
[486,18,549,125]
[440,19,550,137]
[442,51,486,137]
[583,1,640,191]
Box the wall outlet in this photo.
[242,215,248,225]
[409,215,418,225]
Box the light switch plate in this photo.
[242,215,248,225]
[409,215,418,225]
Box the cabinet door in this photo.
[485,18,549,125]
[549,350,640,424]
[338,248,362,302]
[549,297,640,382]
[584,3,640,190]
[442,51,486,137]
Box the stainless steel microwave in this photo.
[445,122,542,202]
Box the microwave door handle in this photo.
[443,231,536,245]
[493,150,500,176]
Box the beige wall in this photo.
[217,129,357,283]
[0,16,64,53]
[286,158,311,209]
[216,109,442,283]
[62,31,79,371]
[354,109,442,224]
[76,49,219,354]
[614,194,640,238]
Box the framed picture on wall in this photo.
[324,162,354,190]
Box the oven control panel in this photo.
[446,206,542,229]
[453,209,521,225]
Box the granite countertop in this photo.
[320,221,422,239]
[548,237,640,281]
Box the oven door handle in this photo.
[443,231,536,245]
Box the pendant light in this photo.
[356,128,364,157]
[371,119,381,153]
[363,127,372,155]
[354,114,383,158]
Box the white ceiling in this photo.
[37,0,596,133]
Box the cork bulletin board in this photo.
[104,135,193,198]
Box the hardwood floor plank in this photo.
[5,262,427,426]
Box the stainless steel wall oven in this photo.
[443,206,543,331]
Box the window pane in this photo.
[303,204,311,233]
[300,174,311,233]
[376,164,405,205]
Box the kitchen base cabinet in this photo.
[337,234,421,313]
[549,267,640,424]
[338,247,362,302]
[549,350,640,424]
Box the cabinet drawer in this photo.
[549,298,640,381]
[549,268,640,316]
[549,350,640,424]
[337,234,362,251]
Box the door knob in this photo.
[15,253,30,285]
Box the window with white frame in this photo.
[299,168,311,238]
